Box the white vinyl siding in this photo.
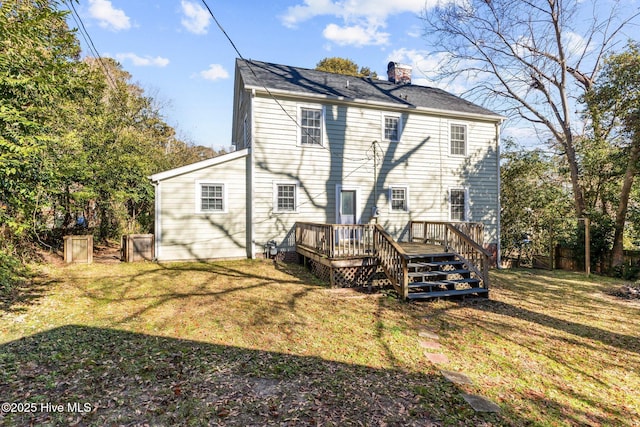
[450,123,466,156]
[250,94,500,247]
[154,152,248,261]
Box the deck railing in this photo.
[296,221,489,296]
[295,222,375,259]
[409,221,490,288]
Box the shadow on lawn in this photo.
[480,269,640,355]
[0,325,507,426]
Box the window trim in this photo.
[382,112,402,142]
[195,181,227,214]
[449,188,469,222]
[449,123,467,156]
[388,185,410,213]
[273,181,300,213]
[297,104,326,147]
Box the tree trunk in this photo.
[563,133,587,218]
[611,137,640,267]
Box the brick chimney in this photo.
[387,61,412,84]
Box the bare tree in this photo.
[422,0,639,218]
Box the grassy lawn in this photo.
[1,259,639,426]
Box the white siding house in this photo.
[150,59,503,263]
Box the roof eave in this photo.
[244,84,505,122]
[148,148,250,182]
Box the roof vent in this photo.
[387,62,412,85]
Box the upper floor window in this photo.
[450,188,467,221]
[198,183,225,213]
[299,106,323,145]
[384,115,400,142]
[450,124,466,156]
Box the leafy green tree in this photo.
[0,0,82,244]
[585,42,640,267]
[316,57,378,79]
[500,140,574,264]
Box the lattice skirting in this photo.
[306,259,392,288]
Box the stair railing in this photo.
[444,224,491,289]
[373,224,409,299]
[409,221,490,289]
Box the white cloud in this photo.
[115,53,170,67]
[199,64,230,81]
[88,0,131,31]
[181,0,211,35]
[281,0,440,47]
[323,23,389,46]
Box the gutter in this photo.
[244,85,505,123]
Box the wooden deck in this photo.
[295,221,491,300]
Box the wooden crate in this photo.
[64,235,93,264]
[121,234,154,262]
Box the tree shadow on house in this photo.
[0,325,509,426]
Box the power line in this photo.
[199,0,373,162]
[64,0,118,89]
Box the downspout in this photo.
[153,180,161,261]
[495,120,502,269]
[249,88,256,259]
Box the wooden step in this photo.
[408,277,481,289]
[407,288,489,300]
[408,271,445,278]
[422,260,465,267]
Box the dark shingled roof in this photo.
[237,58,501,119]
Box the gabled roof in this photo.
[149,148,249,182]
[236,59,503,121]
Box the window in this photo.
[199,183,224,213]
[384,115,400,142]
[389,186,409,212]
[300,107,323,145]
[450,124,466,156]
[275,183,297,212]
[450,189,467,221]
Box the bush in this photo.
[0,246,30,298]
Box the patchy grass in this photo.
[418,269,640,426]
[1,261,639,426]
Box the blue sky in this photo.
[65,0,638,151]
[64,0,460,150]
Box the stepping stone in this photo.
[419,340,442,350]
[460,393,501,413]
[418,329,440,340]
[424,352,449,364]
[440,370,473,385]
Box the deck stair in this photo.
[405,252,488,300]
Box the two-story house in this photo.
[149,59,503,299]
